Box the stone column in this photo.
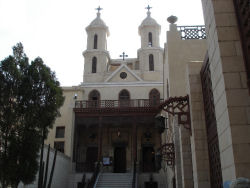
[98,116,103,162]
[132,122,137,162]
[173,119,183,188]
[179,126,193,188]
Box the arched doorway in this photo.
[119,89,130,107]
[88,90,100,107]
[149,89,160,106]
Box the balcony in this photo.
[74,99,164,116]
[75,99,163,108]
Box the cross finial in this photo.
[145,5,152,12]
[95,6,103,13]
[119,52,128,61]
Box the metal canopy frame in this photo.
[158,143,175,167]
[159,95,191,131]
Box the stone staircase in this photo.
[95,173,133,188]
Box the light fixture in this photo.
[74,93,77,100]
[117,130,121,137]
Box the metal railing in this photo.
[87,162,100,188]
[177,25,206,40]
[75,99,163,109]
[132,160,137,188]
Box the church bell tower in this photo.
[83,7,110,83]
[138,6,163,79]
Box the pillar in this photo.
[98,116,103,162]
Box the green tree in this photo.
[0,43,64,188]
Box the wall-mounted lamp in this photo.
[74,93,78,100]
[117,130,121,137]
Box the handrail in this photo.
[75,99,163,109]
[93,172,101,188]
[87,162,100,188]
[132,160,137,188]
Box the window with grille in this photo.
[55,126,65,138]
[54,141,65,153]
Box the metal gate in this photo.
[201,55,223,188]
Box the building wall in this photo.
[45,87,84,157]
[186,61,211,188]
[200,0,250,181]
[165,24,207,97]
[18,145,71,188]
[164,22,207,188]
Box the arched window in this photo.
[149,54,154,71]
[149,89,160,106]
[92,57,97,73]
[119,89,130,107]
[148,32,153,46]
[94,34,98,49]
[88,90,100,107]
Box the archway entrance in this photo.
[114,146,126,173]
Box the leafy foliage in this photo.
[0,43,64,188]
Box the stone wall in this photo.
[186,61,211,188]
[164,22,207,188]
[200,0,250,181]
[45,87,84,157]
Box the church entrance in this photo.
[85,147,98,172]
[114,146,126,173]
[142,146,155,172]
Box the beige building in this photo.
[46,8,168,188]
[160,0,250,188]
[45,1,250,188]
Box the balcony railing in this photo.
[75,99,164,109]
[177,25,206,40]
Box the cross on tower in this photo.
[95,6,103,13]
[145,5,152,12]
[119,52,128,61]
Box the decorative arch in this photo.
[119,89,130,107]
[92,57,97,73]
[148,32,153,46]
[149,88,160,106]
[88,90,100,107]
[94,34,98,49]
[149,54,154,71]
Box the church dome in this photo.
[139,11,160,30]
[86,12,110,35]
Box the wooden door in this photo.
[114,147,126,173]
[142,147,155,172]
[86,147,98,172]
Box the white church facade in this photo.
[42,1,250,188]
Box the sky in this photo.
[0,0,205,86]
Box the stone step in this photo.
[95,173,133,188]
